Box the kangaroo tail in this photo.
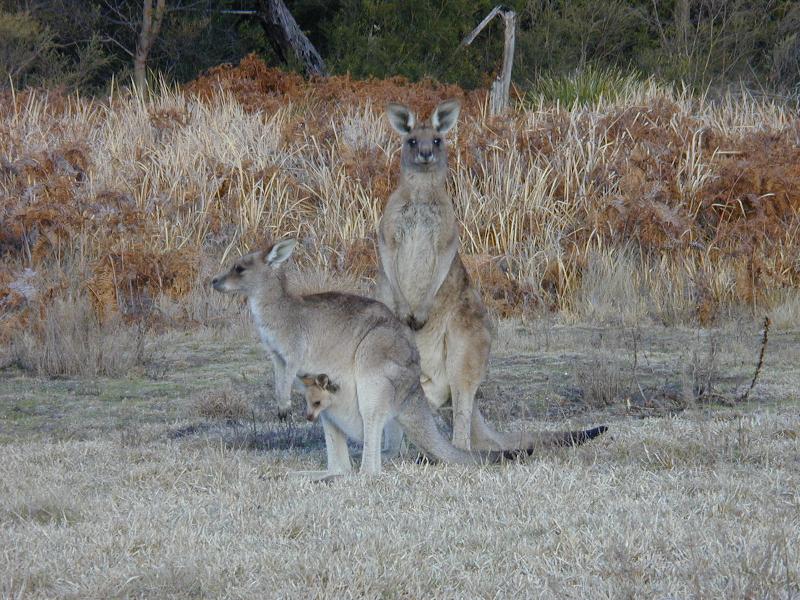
[470,407,608,451]
[396,391,505,465]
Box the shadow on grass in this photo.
[168,419,329,453]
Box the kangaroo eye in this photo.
[234,265,245,274]
[407,138,417,147]
[312,401,321,408]
[433,137,441,146]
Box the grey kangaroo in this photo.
[211,240,605,477]
[377,99,608,451]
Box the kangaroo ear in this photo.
[432,99,460,133]
[386,103,416,135]
[315,374,329,388]
[265,239,296,265]
[299,374,315,386]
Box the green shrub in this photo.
[529,65,644,107]
[515,0,649,78]
[0,10,58,88]
[325,0,501,88]
[0,9,108,91]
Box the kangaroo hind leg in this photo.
[445,323,490,451]
[382,418,405,460]
[357,376,395,475]
[322,412,352,475]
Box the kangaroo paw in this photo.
[406,315,426,331]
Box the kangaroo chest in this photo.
[396,201,446,236]
[248,297,290,362]
[392,199,451,308]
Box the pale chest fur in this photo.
[248,296,358,385]
[395,193,448,234]
[387,186,455,245]
[248,297,286,358]
[387,190,454,310]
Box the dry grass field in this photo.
[1,321,799,598]
[2,56,800,598]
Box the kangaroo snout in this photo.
[211,275,228,292]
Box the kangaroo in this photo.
[298,372,605,468]
[211,240,603,477]
[298,373,339,422]
[378,100,607,452]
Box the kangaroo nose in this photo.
[420,150,433,161]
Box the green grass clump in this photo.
[530,65,644,107]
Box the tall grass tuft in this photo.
[529,65,645,107]
[9,294,143,377]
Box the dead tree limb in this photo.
[256,0,328,77]
[461,5,516,116]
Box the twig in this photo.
[739,316,770,402]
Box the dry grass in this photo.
[192,385,251,422]
[0,411,797,598]
[1,55,799,346]
[7,293,146,377]
[1,321,798,598]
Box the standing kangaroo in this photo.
[378,100,604,451]
[212,240,606,477]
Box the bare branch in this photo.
[460,5,504,48]
[101,35,135,58]
[134,0,168,90]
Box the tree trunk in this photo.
[256,0,328,77]
[134,0,166,91]
[490,8,516,116]
[675,0,691,58]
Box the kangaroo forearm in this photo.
[270,355,289,407]
[385,259,414,316]
[274,363,297,409]
[376,265,408,315]
[377,242,411,313]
